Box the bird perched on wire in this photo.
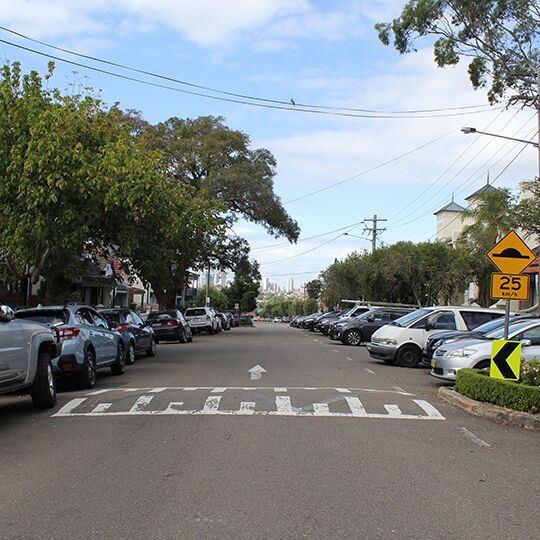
[290,98,296,106]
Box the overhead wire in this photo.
[0,25,497,115]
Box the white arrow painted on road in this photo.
[248,364,267,380]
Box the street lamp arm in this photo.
[461,127,539,148]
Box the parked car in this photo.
[223,312,236,328]
[327,306,372,337]
[184,306,220,334]
[240,315,254,327]
[99,308,157,362]
[367,306,504,368]
[431,318,540,381]
[0,305,60,409]
[146,310,193,343]
[305,311,339,332]
[216,312,231,331]
[298,312,322,330]
[15,304,125,389]
[315,309,350,334]
[225,311,240,327]
[333,307,414,345]
[423,315,535,363]
[290,316,303,327]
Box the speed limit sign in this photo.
[490,273,529,301]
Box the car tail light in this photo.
[115,325,128,333]
[57,327,81,340]
[166,320,178,327]
[62,362,75,371]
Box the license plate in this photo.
[431,359,436,368]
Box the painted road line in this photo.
[393,386,406,393]
[183,387,198,391]
[384,404,402,416]
[165,402,184,413]
[53,398,87,416]
[211,388,226,393]
[130,395,154,412]
[335,388,351,393]
[458,427,491,447]
[91,403,112,413]
[149,388,167,393]
[202,396,222,413]
[346,357,354,361]
[274,388,287,392]
[239,401,256,414]
[312,403,330,415]
[86,389,112,396]
[333,349,339,353]
[276,396,293,414]
[313,339,319,342]
[413,399,445,419]
[345,397,368,416]
[364,368,375,374]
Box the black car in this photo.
[314,309,350,334]
[332,308,413,345]
[422,314,536,362]
[298,312,323,330]
[327,306,372,339]
[100,308,157,363]
[146,310,193,343]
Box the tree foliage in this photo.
[376,1,540,107]
[305,279,322,299]
[225,256,261,313]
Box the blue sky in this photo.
[0,1,537,287]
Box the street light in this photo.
[461,127,539,148]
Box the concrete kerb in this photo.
[438,387,540,432]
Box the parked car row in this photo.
[0,303,239,410]
[291,304,538,382]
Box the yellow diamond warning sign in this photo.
[490,273,529,301]
[486,230,536,275]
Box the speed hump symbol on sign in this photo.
[490,340,521,381]
[490,273,529,300]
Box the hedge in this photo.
[455,369,540,414]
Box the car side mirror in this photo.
[424,321,433,331]
[0,305,15,322]
[366,315,375,322]
[520,339,532,347]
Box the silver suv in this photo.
[0,305,60,409]
[184,307,219,334]
[15,304,125,389]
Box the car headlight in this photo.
[446,348,477,359]
[373,337,397,346]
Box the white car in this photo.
[431,318,540,381]
[366,306,503,368]
[184,307,220,335]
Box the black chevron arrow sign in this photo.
[491,341,520,380]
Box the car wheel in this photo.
[209,326,215,335]
[343,329,363,346]
[126,341,136,365]
[396,344,421,368]
[475,359,490,370]
[30,350,57,409]
[111,343,126,375]
[382,358,397,365]
[179,329,187,343]
[81,349,97,389]
[146,337,157,357]
[187,332,193,343]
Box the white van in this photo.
[366,306,503,368]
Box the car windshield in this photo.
[355,310,376,320]
[101,312,121,325]
[15,310,69,326]
[486,320,539,340]
[185,308,207,316]
[474,317,515,334]
[391,308,431,327]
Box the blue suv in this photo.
[15,304,125,389]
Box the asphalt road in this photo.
[1,322,538,539]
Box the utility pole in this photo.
[205,264,210,307]
[536,66,540,313]
[363,214,387,253]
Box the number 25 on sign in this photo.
[490,273,529,301]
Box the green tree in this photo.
[303,298,319,315]
[376,1,540,107]
[226,256,261,312]
[305,279,322,299]
[459,188,516,305]
[195,285,228,311]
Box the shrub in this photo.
[521,360,540,387]
[455,368,540,414]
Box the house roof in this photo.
[434,201,466,215]
[465,183,499,201]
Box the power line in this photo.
[0,25,498,116]
[0,37,504,120]
[283,127,460,205]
